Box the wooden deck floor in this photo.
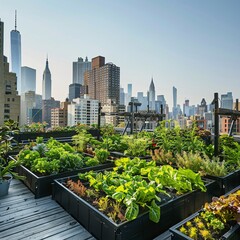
[0,179,95,240]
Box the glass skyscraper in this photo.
[73,57,91,85]
[21,66,36,93]
[10,11,22,94]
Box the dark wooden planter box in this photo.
[110,151,152,160]
[206,169,240,196]
[169,186,240,240]
[52,175,217,240]
[14,130,77,142]
[13,129,100,143]
[169,212,240,240]
[10,156,114,198]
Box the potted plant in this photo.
[0,119,23,197]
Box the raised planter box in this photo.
[206,169,240,196]
[13,129,100,143]
[52,175,217,240]
[110,151,152,160]
[10,156,114,198]
[14,130,77,142]
[169,212,240,240]
[169,186,240,240]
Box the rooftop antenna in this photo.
[15,10,17,30]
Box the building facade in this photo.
[51,99,70,128]
[20,90,36,125]
[84,56,120,105]
[68,96,99,126]
[10,11,22,94]
[42,58,51,100]
[69,83,82,101]
[0,19,20,125]
[21,66,36,93]
[42,98,60,127]
[73,57,91,85]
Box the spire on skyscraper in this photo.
[149,77,155,92]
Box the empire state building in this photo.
[42,58,52,100]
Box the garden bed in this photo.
[10,156,114,198]
[206,169,240,195]
[53,174,217,240]
[169,186,240,240]
[170,212,240,240]
[110,151,152,160]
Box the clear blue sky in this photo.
[1,0,240,108]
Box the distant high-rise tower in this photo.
[127,84,132,99]
[42,58,52,100]
[73,57,91,85]
[0,19,20,125]
[21,66,36,93]
[173,86,177,108]
[69,83,81,101]
[84,56,120,105]
[120,87,125,105]
[10,10,22,94]
[221,92,233,110]
[172,86,178,119]
[149,78,155,111]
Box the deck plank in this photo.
[0,179,95,240]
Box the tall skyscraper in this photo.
[73,57,91,85]
[42,58,51,100]
[0,19,20,125]
[172,86,178,119]
[124,83,132,110]
[120,87,125,105]
[173,86,177,108]
[21,66,36,93]
[84,56,120,105]
[221,92,233,110]
[10,11,22,94]
[149,78,155,111]
[127,84,132,99]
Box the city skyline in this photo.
[1,0,240,108]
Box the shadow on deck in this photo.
[0,179,96,240]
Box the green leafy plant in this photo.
[17,138,88,175]
[0,120,24,180]
[77,157,207,224]
[153,120,209,156]
[123,135,151,157]
[94,148,110,163]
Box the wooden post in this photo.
[214,93,219,157]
